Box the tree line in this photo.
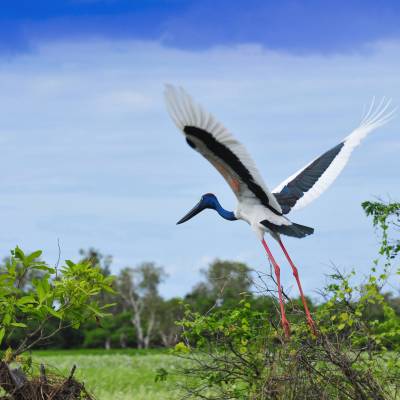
[1,199,400,351]
[1,248,263,350]
[3,246,399,351]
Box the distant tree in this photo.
[205,259,252,298]
[186,259,253,312]
[78,248,123,349]
[117,262,166,349]
[157,298,184,347]
[79,247,112,277]
[385,293,400,316]
[109,312,137,348]
[83,312,136,349]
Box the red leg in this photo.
[278,239,317,336]
[261,238,290,338]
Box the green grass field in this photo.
[33,349,186,400]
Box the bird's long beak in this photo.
[176,200,206,224]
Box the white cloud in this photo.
[0,38,399,298]
[94,90,155,114]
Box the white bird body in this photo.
[235,201,291,240]
[164,84,395,337]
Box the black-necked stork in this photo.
[164,85,394,337]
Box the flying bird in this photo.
[164,85,395,337]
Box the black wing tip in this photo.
[273,141,345,214]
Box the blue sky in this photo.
[0,1,399,298]
[2,1,400,54]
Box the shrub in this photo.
[0,247,114,399]
[170,200,400,399]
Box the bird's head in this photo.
[176,193,219,225]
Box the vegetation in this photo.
[33,349,184,400]
[2,201,398,354]
[174,280,399,399]
[1,253,271,351]
[0,247,115,357]
[117,262,167,349]
[0,248,114,398]
[0,199,399,399]
[169,200,400,399]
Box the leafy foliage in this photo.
[169,200,400,399]
[318,268,400,350]
[362,200,400,261]
[174,294,399,399]
[0,247,114,359]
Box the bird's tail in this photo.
[277,222,314,238]
[285,223,314,238]
[260,220,314,239]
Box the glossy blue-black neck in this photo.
[201,193,236,221]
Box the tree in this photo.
[157,298,184,347]
[78,247,124,349]
[117,262,166,349]
[83,312,136,349]
[79,247,113,277]
[185,259,253,312]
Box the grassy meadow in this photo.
[33,349,185,400]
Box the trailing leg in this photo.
[261,238,290,338]
[278,239,317,335]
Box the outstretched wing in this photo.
[164,84,282,215]
[273,98,396,214]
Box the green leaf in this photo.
[10,322,27,328]
[65,260,75,268]
[101,303,117,309]
[17,296,37,306]
[155,367,168,383]
[26,250,42,263]
[339,313,349,322]
[3,314,11,326]
[0,327,5,345]
[174,342,189,354]
[14,246,25,261]
[46,307,63,319]
[33,265,55,273]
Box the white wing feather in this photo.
[165,84,282,213]
[273,98,396,211]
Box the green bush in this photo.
[170,200,400,399]
[0,246,115,360]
